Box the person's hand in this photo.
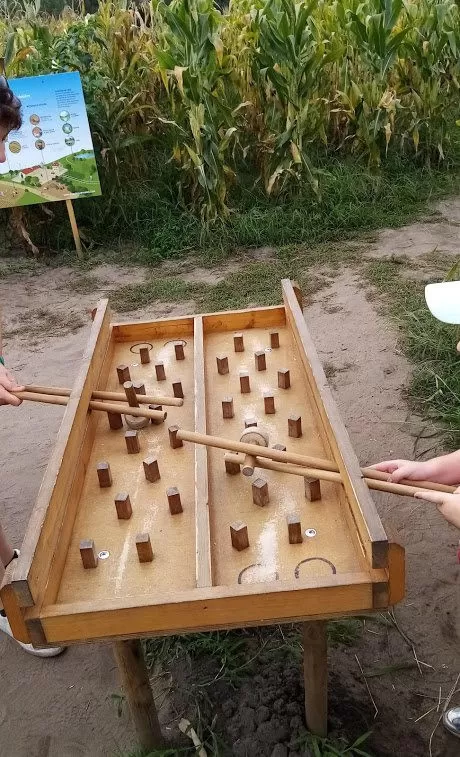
[415,487,460,530]
[0,364,25,406]
[370,459,436,483]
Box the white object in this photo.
[0,613,64,657]
[425,281,460,324]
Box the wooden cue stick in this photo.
[176,429,455,496]
[224,453,451,498]
[14,391,167,421]
[23,384,183,408]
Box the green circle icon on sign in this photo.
[62,123,73,135]
[60,110,70,121]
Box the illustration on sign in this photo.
[0,71,101,209]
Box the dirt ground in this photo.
[0,200,459,757]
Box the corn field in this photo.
[1,0,459,222]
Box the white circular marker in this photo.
[305,529,317,538]
[98,550,110,560]
[425,281,460,324]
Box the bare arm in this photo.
[0,304,25,406]
[372,451,460,486]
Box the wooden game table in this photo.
[1,279,405,749]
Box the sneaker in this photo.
[443,706,460,738]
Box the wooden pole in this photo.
[113,639,164,750]
[65,199,83,260]
[23,384,184,407]
[302,621,328,737]
[14,391,167,421]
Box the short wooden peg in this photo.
[125,430,140,454]
[115,492,132,520]
[174,342,185,361]
[287,514,303,544]
[242,454,256,477]
[254,351,266,371]
[270,331,280,349]
[80,539,98,569]
[252,477,269,507]
[225,459,241,475]
[172,380,184,399]
[230,521,249,551]
[117,364,131,384]
[143,457,160,483]
[245,417,257,428]
[233,333,244,353]
[263,392,275,415]
[273,443,286,451]
[108,412,123,430]
[168,425,183,449]
[288,414,302,438]
[97,461,112,488]
[278,369,291,389]
[304,477,321,502]
[136,533,154,563]
[124,381,139,408]
[132,380,146,396]
[139,346,150,365]
[222,396,234,419]
[155,362,166,381]
[216,355,229,375]
[167,487,183,515]
[239,371,250,394]
[149,404,164,425]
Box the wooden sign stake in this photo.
[65,199,83,260]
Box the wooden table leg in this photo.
[113,639,164,750]
[302,620,328,737]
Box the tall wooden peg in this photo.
[222,396,234,419]
[288,414,302,438]
[167,487,183,515]
[225,459,241,475]
[124,381,139,408]
[80,539,98,569]
[140,346,151,365]
[115,492,132,520]
[233,333,244,352]
[278,369,291,389]
[168,425,183,449]
[304,477,321,502]
[143,456,160,483]
[117,364,131,384]
[239,371,250,394]
[96,461,112,488]
[136,533,154,563]
[172,380,184,399]
[108,412,123,430]
[132,380,146,396]
[252,477,269,507]
[216,355,229,375]
[125,430,140,454]
[174,342,185,361]
[254,351,266,371]
[263,392,275,415]
[155,362,166,381]
[149,404,164,425]
[270,331,280,349]
[230,521,249,551]
[287,514,303,544]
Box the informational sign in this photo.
[0,71,101,209]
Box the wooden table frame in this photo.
[1,280,404,748]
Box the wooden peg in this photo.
[79,539,98,569]
[254,351,266,371]
[139,346,150,365]
[216,355,229,375]
[136,533,154,563]
[270,331,280,349]
[287,514,303,544]
[263,392,275,414]
[239,371,250,394]
[155,362,166,381]
[132,380,146,396]
[225,459,241,475]
[168,425,183,449]
[230,521,249,551]
[288,414,302,438]
[278,369,291,389]
[273,443,286,451]
[304,477,321,502]
[174,342,185,361]
[108,411,123,430]
[115,492,132,520]
[96,461,112,488]
[117,364,131,384]
[149,404,164,425]
[233,333,244,352]
[172,380,184,399]
[143,456,160,483]
[123,381,139,408]
[167,487,183,515]
[245,417,257,428]
[242,455,256,477]
[125,430,140,454]
[252,477,269,507]
[222,396,234,419]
